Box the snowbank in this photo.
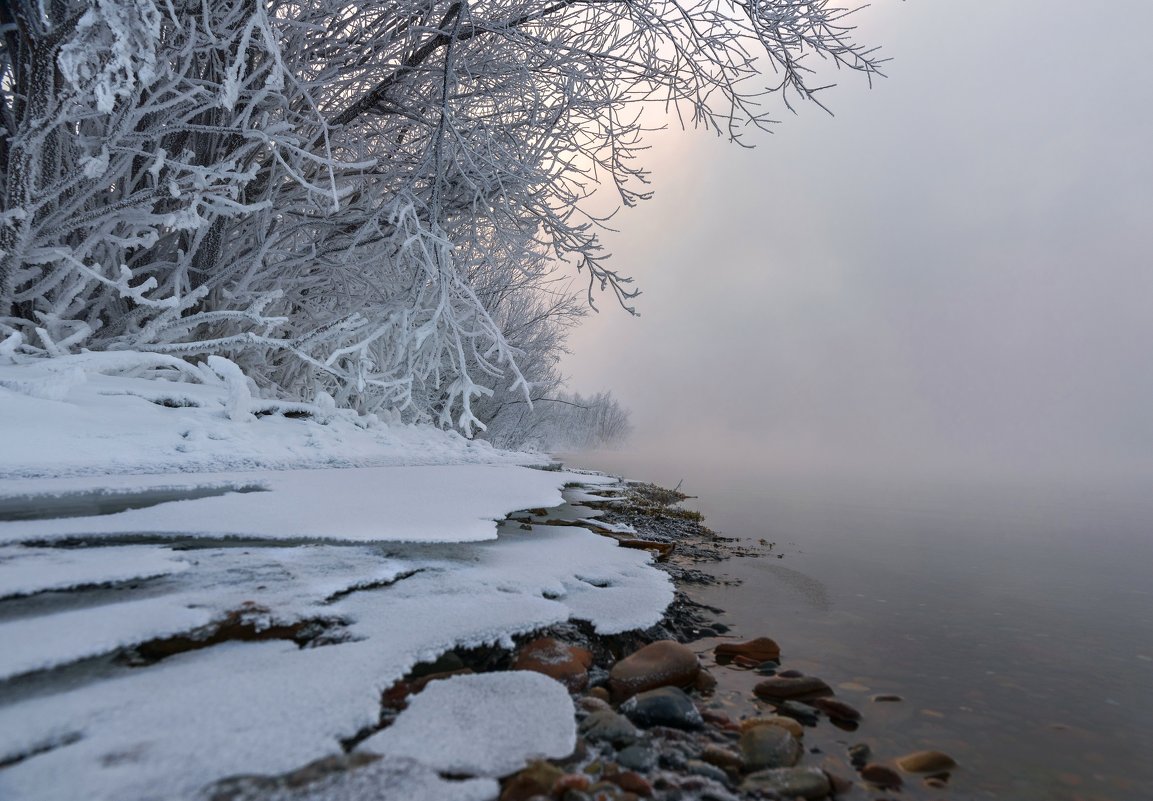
[0,354,670,801]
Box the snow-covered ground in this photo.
[0,354,672,801]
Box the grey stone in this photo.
[616,743,658,772]
[685,760,730,783]
[741,767,832,800]
[578,709,639,747]
[738,724,801,772]
[619,686,704,731]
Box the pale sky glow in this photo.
[563,0,1153,483]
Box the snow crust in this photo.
[0,465,600,545]
[0,357,667,801]
[0,357,532,480]
[0,545,189,599]
[359,672,576,777]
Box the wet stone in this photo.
[771,701,821,726]
[741,716,804,738]
[741,767,831,800]
[616,743,658,772]
[620,686,703,731]
[860,763,904,789]
[738,722,801,771]
[700,744,743,771]
[608,771,653,797]
[500,761,564,801]
[609,640,700,700]
[514,637,594,692]
[753,675,834,701]
[685,760,730,784]
[715,637,782,664]
[811,698,862,722]
[896,750,957,773]
[579,710,640,747]
[848,743,872,768]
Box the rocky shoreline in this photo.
[207,478,961,801]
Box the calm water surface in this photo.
[567,450,1153,801]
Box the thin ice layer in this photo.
[0,464,611,545]
[0,545,189,599]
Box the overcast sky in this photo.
[561,0,1153,486]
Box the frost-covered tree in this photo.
[0,0,880,433]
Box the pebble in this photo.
[811,698,862,722]
[738,722,801,771]
[753,675,834,701]
[616,744,658,772]
[587,687,611,704]
[609,640,700,700]
[860,763,903,789]
[741,716,804,738]
[847,743,871,768]
[771,701,820,726]
[693,669,718,693]
[685,759,730,783]
[579,710,640,747]
[620,686,703,731]
[700,744,743,770]
[871,694,904,703]
[514,637,594,692]
[714,637,782,664]
[500,761,564,801]
[896,750,958,773]
[741,766,831,800]
[579,696,612,713]
[608,771,653,797]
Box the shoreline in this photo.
[207,477,961,801]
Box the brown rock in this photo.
[608,640,699,700]
[587,686,611,703]
[740,716,804,738]
[609,771,653,797]
[514,638,593,692]
[579,696,612,713]
[860,764,903,789]
[896,750,957,773]
[753,675,834,701]
[555,773,591,793]
[714,637,781,664]
[693,668,718,693]
[739,724,801,772]
[827,770,854,795]
[700,744,743,771]
[811,698,862,722]
[410,667,473,693]
[500,761,564,801]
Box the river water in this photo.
[567,450,1153,801]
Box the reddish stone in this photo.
[609,640,699,700]
[753,675,834,701]
[860,764,903,789]
[714,637,782,664]
[410,667,473,693]
[514,637,594,692]
[694,668,718,693]
[609,771,653,797]
[811,698,861,722]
